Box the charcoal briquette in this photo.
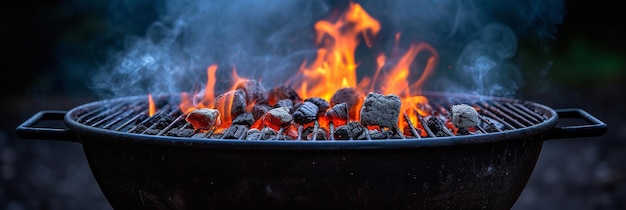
[245,128,261,140]
[245,132,261,140]
[222,125,248,139]
[262,107,293,130]
[326,102,349,126]
[427,117,448,137]
[185,108,221,131]
[235,79,267,104]
[305,97,330,113]
[273,99,293,110]
[333,122,365,140]
[267,85,302,106]
[360,92,401,129]
[331,87,364,120]
[165,128,195,137]
[369,129,393,139]
[248,127,278,140]
[214,89,247,122]
[251,104,271,121]
[233,112,254,126]
[293,101,319,124]
[262,127,277,135]
[306,128,327,140]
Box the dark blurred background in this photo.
[1,0,624,209]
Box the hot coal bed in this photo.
[88,85,534,142]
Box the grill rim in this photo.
[63,91,559,150]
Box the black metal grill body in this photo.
[16,92,607,210]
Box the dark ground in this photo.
[1,0,625,209]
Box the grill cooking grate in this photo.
[73,95,548,140]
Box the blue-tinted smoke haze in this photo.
[91,0,565,99]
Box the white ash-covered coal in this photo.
[359,92,401,130]
[451,104,480,133]
[262,107,293,131]
[186,108,220,131]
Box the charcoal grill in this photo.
[16,91,607,210]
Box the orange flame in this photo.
[179,65,266,130]
[179,64,218,115]
[295,2,380,101]
[290,2,439,133]
[148,93,156,117]
[377,42,438,134]
[176,2,441,136]
[199,64,218,108]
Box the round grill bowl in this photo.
[16,92,607,210]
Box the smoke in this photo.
[90,0,564,99]
[453,23,520,96]
[91,0,329,98]
[364,0,565,97]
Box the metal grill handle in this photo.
[548,108,608,140]
[15,110,79,142]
